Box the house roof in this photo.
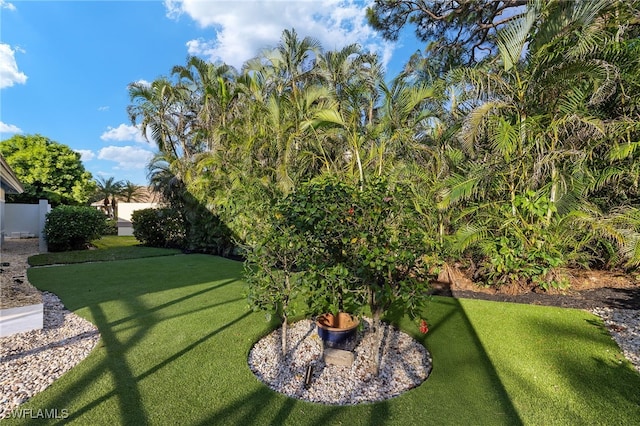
[0,154,24,194]
[90,186,161,206]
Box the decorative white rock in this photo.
[248,318,433,405]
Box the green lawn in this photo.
[7,247,640,425]
[28,236,181,267]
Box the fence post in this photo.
[38,199,49,253]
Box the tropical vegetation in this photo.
[91,177,146,219]
[128,0,640,293]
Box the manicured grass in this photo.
[90,236,141,249]
[8,253,639,425]
[28,236,181,267]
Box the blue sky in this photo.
[1,0,421,185]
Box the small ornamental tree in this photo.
[246,176,440,370]
[244,216,307,356]
[279,176,441,374]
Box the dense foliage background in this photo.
[128,0,640,289]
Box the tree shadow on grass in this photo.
[107,278,238,328]
[34,282,249,426]
[21,256,525,425]
[26,254,244,313]
[194,387,286,426]
[521,313,640,422]
[386,296,524,425]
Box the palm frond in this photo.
[461,100,512,155]
[452,224,489,254]
[489,117,519,161]
[608,141,640,161]
[496,0,539,71]
[438,169,483,210]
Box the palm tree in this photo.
[120,181,146,203]
[440,0,640,284]
[146,153,185,208]
[304,52,385,188]
[128,77,198,161]
[237,29,332,193]
[94,176,123,219]
[172,56,240,152]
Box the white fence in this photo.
[3,201,161,245]
[2,200,51,252]
[3,201,50,238]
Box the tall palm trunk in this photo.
[546,128,559,224]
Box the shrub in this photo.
[182,201,235,256]
[44,206,107,252]
[104,218,118,236]
[131,208,185,248]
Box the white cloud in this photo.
[0,43,27,89]
[75,149,96,162]
[0,121,22,134]
[100,123,148,144]
[98,106,110,112]
[165,0,395,70]
[98,146,155,170]
[0,0,16,11]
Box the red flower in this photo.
[419,319,429,334]
[348,207,354,215]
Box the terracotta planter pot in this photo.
[316,312,359,345]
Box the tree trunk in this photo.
[281,313,288,355]
[103,197,111,218]
[370,307,383,376]
[369,287,383,376]
[281,271,291,356]
[355,142,364,191]
[546,129,559,224]
[111,196,118,220]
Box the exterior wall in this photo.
[4,203,50,237]
[0,189,4,245]
[1,153,25,244]
[117,202,161,236]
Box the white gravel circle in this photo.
[248,318,432,405]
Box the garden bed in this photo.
[434,265,640,310]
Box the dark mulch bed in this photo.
[430,268,640,310]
